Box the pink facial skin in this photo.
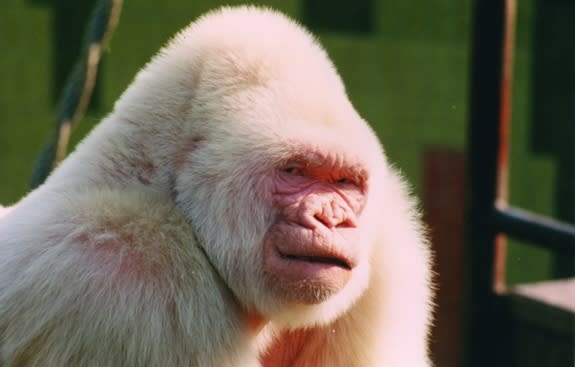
[263,156,367,305]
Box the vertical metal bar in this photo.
[464,0,517,365]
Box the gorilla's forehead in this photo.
[193,85,380,174]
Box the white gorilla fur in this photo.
[0,206,12,219]
[0,6,433,367]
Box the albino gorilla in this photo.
[0,6,433,367]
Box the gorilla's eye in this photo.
[335,178,351,185]
[282,166,304,176]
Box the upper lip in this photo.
[272,223,357,269]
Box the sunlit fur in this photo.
[0,6,433,366]
[0,206,12,219]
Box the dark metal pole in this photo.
[464,0,516,365]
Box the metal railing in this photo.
[464,0,574,366]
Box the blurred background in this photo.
[0,0,573,366]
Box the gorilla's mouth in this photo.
[280,252,352,270]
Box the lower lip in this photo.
[279,253,350,270]
[268,249,352,287]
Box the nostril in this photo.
[335,218,356,228]
[298,198,356,229]
[313,213,333,228]
[313,213,356,229]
